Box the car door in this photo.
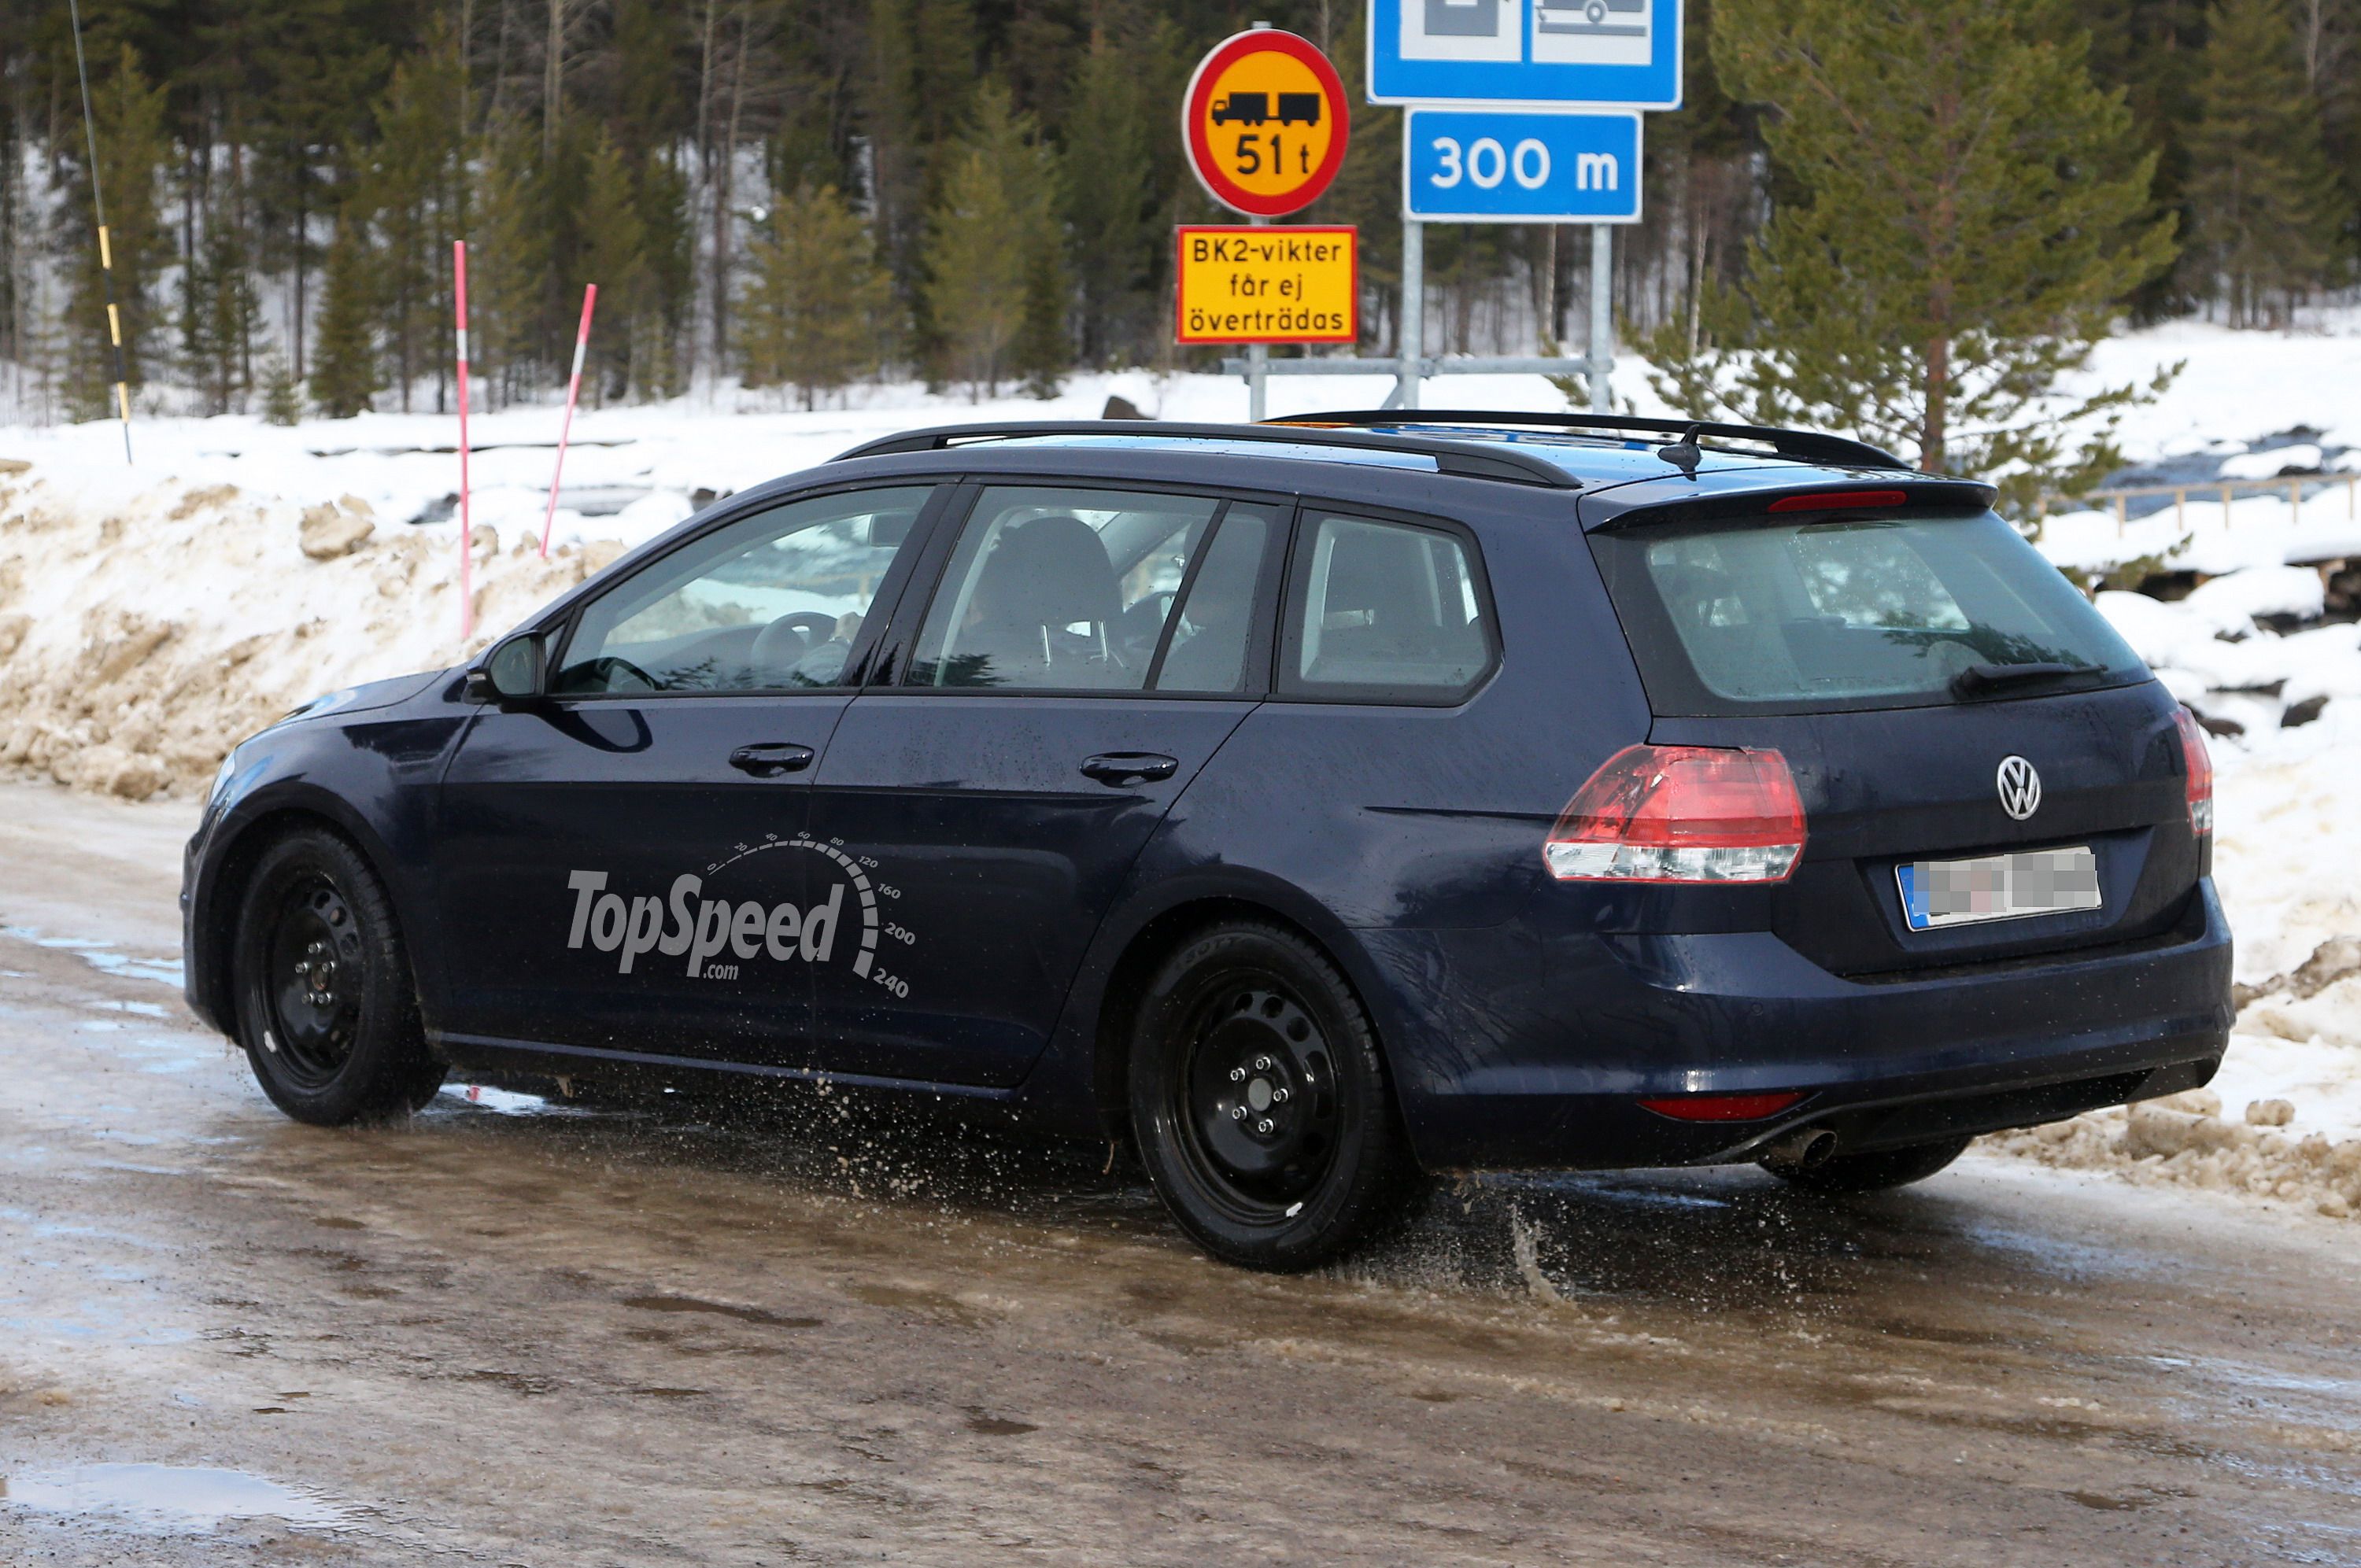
[430,482,950,1071]
[804,482,1289,1087]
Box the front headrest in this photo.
[974,515,1120,629]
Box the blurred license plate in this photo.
[1897,847,2101,931]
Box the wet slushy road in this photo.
[3,780,2358,1565]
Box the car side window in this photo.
[1285,512,1495,698]
[1149,504,1277,694]
[907,486,1235,692]
[553,486,937,695]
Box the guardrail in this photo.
[2042,474,2360,534]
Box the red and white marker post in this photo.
[453,239,476,642]
[539,283,599,559]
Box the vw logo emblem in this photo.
[1996,756,2041,821]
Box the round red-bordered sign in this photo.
[1183,30,1351,219]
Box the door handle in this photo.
[1081,752,1180,788]
[729,743,816,778]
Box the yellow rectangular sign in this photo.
[1175,225,1358,345]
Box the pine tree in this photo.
[738,183,896,408]
[580,132,653,402]
[1014,241,1068,400]
[260,349,303,425]
[922,84,1058,398]
[1645,0,2179,508]
[243,0,389,382]
[635,153,694,400]
[366,22,467,411]
[59,45,172,421]
[2074,0,2213,314]
[607,0,693,397]
[309,198,382,417]
[475,120,556,406]
[181,212,262,415]
[2188,0,2341,323]
[1061,27,1156,365]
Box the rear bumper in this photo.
[1365,880,2234,1171]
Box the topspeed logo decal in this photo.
[563,835,915,995]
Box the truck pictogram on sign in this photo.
[1209,91,1325,127]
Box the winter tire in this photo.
[1129,922,1414,1271]
[231,827,445,1125]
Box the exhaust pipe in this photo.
[1761,1126,1838,1172]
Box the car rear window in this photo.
[1589,510,2146,715]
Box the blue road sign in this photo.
[1367,0,1683,109]
[1404,108,1642,223]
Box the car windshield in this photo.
[1590,509,2147,715]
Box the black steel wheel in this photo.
[1764,1134,1973,1195]
[232,828,444,1125]
[1129,923,1413,1271]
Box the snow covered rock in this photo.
[2181,563,2325,629]
[300,500,375,560]
[2219,445,2324,480]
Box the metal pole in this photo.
[66,0,132,464]
[1398,217,1424,411]
[1587,224,1613,415]
[1247,213,1269,422]
[539,283,599,559]
[455,241,475,644]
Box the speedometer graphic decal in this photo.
[707,836,884,978]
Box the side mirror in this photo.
[466,630,548,703]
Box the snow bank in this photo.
[1991,1087,2361,1220]
[0,466,611,798]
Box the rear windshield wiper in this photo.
[1950,661,2104,699]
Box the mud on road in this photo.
[2,780,2359,1566]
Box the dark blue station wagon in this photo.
[182,414,2234,1269]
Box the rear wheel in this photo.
[1128,923,1413,1271]
[1763,1134,1972,1195]
[231,828,444,1125]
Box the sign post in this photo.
[1360,0,1682,414]
[1178,28,1354,421]
[1403,105,1641,412]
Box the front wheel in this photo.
[1763,1134,1972,1195]
[1128,924,1413,1271]
[231,828,445,1125]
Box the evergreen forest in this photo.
[0,0,2352,452]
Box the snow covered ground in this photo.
[4,313,2361,1216]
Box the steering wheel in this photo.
[764,611,842,647]
[752,611,845,684]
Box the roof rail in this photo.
[1265,410,1913,473]
[830,419,1582,489]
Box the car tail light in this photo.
[1638,1090,1806,1122]
[1544,744,1806,884]
[2173,707,2214,836]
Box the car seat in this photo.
[958,516,1125,686]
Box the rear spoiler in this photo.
[1588,478,1998,530]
